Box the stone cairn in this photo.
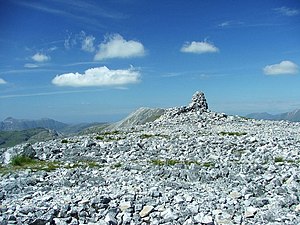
[172,91,208,116]
[187,91,208,113]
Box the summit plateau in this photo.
[1,91,300,225]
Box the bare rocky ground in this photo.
[1,92,300,225]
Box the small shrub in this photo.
[86,161,102,168]
[202,162,215,167]
[287,159,295,163]
[42,162,60,172]
[151,159,165,166]
[140,134,154,139]
[151,159,200,166]
[166,159,180,166]
[10,155,35,166]
[274,157,284,163]
[140,134,169,139]
[112,162,122,168]
[103,130,120,135]
[61,139,68,144]
[220,132,247,136]
[95,136,104,140]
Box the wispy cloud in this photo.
[217,20,282,29]
[24,63,39,68]
[1,68,62,75]
[217,21,244,28]
[32,53,51,62]
[81,35,96,52]
[63,61,101,67]
[13,0,126,28]
[0,89,106,99]
[52,66,141,87]
[64,31,96,53]
[180,40,219,54]
[274,6,299,16]
[94,34,145,60]
[263,60,298,75]
[0,78,7,85]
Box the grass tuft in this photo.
[219,132,247,136]
[151,159,205,167]
[274,157,284,163]
[112,162,122,168]
[10,155,35,166]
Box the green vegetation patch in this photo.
[102,130,120,135]
[10,155,36,166]
[150,159,212,167]
[219,132,247,136]
[61,139,68,144]
[6,154,61,172]
[274,156,284,163]
[111,162,122,168]
[63,160,104,169]
[94,130,125,142]
[0,155,105,174]
[140,134,169,139]
[95,136,104,140]
[202,161,215,167]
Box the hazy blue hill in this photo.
[246,112,277,120]
[0,117,68,131]
[0,128,59,148]
[246,109,300,122]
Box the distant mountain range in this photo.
[0,117,107,148]
[3,107,298,149]
[0,128,60,148]
[0,117,68,131]
[246,109,300,122]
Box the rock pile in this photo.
[188,91,208,112]
[1,91,300,225]
[171,91,208,116]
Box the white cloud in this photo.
[180,41,219,54]
[52,66,140,87]
[81,35,95,52]
[94,34,145,60]
[32,53,51,62]
[274,7,299,16]
[24,63,39,68]
[263,60,298,75]
[218,21,231,27]
[0,78,7,84]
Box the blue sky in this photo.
[0,0,299,123]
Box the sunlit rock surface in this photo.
[1,91,300,225]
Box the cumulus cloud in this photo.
[94,34,145,60]
[52,66,140,87]
[263,60,298,75]
[32,53,51,62]
[0,78,7,84]
[274,7,299,16]
[180,41,219,54]
[82,35,95,52]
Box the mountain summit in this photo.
[1,91,300,225]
